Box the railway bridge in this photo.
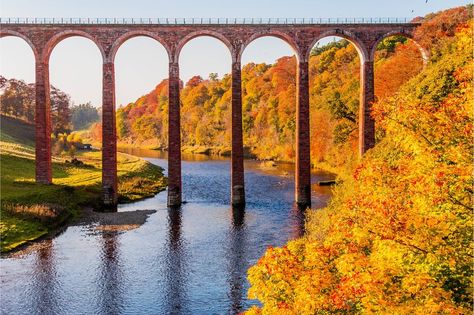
[0,17,428,208]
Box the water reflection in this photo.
[164,207,188,314]
[31,240,60,314]
[227,207,247,313]
[121,147,228,162]
[97,231,124,314]
[1,152,334,314]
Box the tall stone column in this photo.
[35,60,52,184]
[359,60,376,155]
[168,62,182,207]
[102,62,118,207]
[296,60,311,207]
[231,61,245,206]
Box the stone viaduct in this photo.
[0,18,428,209]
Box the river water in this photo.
[0,149,333,314]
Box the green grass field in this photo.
[0,115,167,252]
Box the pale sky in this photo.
[0,0,470,107]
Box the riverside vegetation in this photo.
[0,115,166,253]
[245,8,473,314]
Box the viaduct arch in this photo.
[0,20,426,209]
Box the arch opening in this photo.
[109,31,170,64]
[372,34,426,101]
[0,31,38,60]
[175,31,233,63]
[307,30,367,64]
[179,35,232,154]
[48,36,102,181]
[308,36,361,167]
[43,30,105,64]
[113,36,169,153]
[178,35,233,200]
[242,33,299,62]
[241,36,298,167]
[0,36,37,154]
[371,32,428,65]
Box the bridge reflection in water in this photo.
[31,240,60,314]
[97,232,125,314]
[164,207,188,314]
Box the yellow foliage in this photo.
[246,19,473,314]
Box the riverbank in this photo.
[116,142,257,159]
[117,141,346,175]
[79,129,344,176]
[0,123,167,253]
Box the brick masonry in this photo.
[167,62,182,207]
[296,61,311,206]
[231,61,245,206]
[0,22,425,208]
[35,60,52,184]
[102,62,118,207]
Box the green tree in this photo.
[70,102,99,130]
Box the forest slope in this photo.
[103,7,471,175]
[245,12,473,314]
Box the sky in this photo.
[0,0,470,107]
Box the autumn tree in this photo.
[0,76,35,123]
[0,76,75,136]
[50,86,72,135]
[245,16,473,315]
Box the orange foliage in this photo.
[413,6,472,50]
[375,41,424,100]
[107,6,472,168]
[246,18,473,314]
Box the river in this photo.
[0,149,334,314]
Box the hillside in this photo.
[0,115,35,147]
[245,12,473,314]
[93,6,472,175]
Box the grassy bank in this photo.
[0,116,167,253]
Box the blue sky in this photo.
[0,0,470,107]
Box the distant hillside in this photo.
[111,34,421,166]
[105,6,472,170]
[0,115,35,147]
